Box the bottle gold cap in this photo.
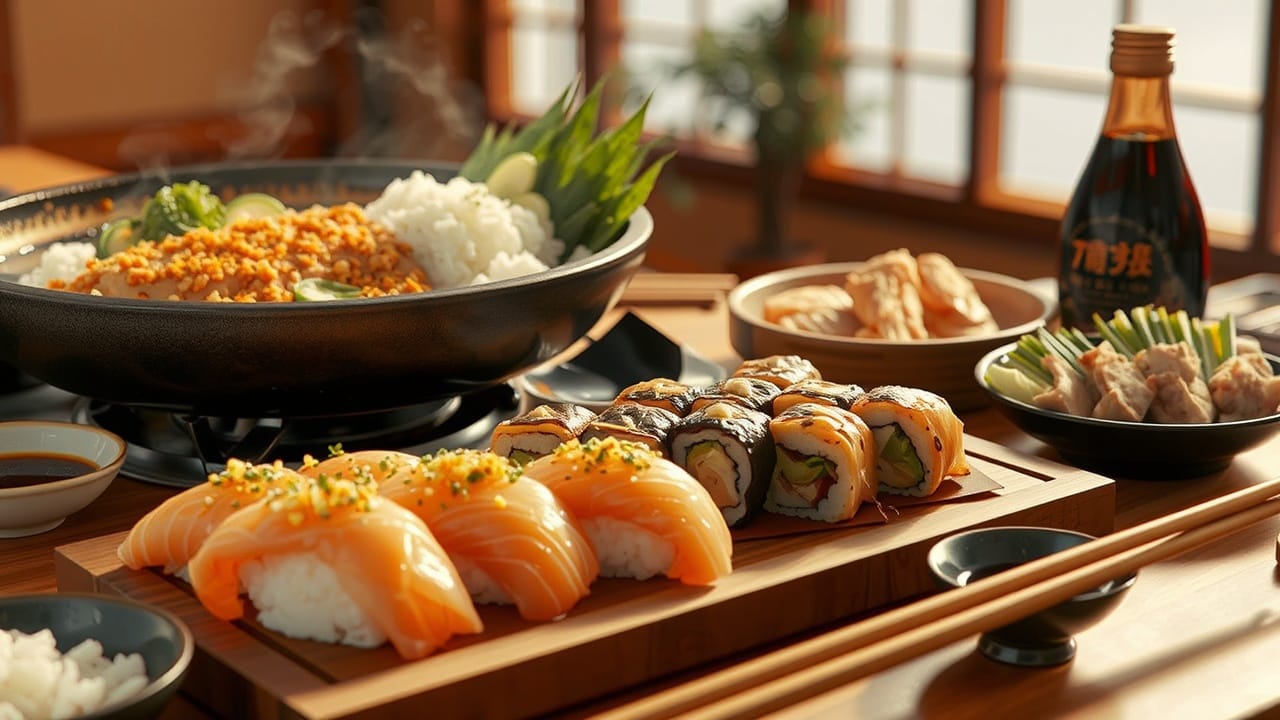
[1111,24,1176,77]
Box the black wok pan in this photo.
[0,160,650,417]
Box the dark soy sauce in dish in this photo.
[0,452,98,488]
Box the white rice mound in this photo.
[582,516,675,581]
[17,242,95,289]
[453,557,512,606]
[240,553,386,649]
[0,627,148,720]
[365,171,567,289]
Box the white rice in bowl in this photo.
[365,171,567,289]
[0,628,148,720]
[17,242,95,289]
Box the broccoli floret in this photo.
[137,181,226,241]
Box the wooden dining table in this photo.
[2,146,1279,719]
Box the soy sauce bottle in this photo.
[1058,25,1209,329]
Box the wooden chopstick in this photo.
[690,495,1280,720]
[619,273,739,307]
[605,475,1280,720]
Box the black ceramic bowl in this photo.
[0,593,194,719]
[975,343,1280,479]
[0,160,651,417]
[515,310,726,412]
[928,526,1137,667]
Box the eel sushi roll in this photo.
[765,404,876,522]
[614,378,702,416]
[379,449,599,622]
[689,377,781,414]
[850,385,969,497]
[772,379,866,415]
[668,401,776,528]
[732,355,822,390]
[187,475,482,660]
[579,403,681,455]
[522,437,733,585]
[490,403,596,464]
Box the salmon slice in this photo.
[378,449,599,621]
[117,460,294,573]
[300,449,421,485]
[186,477,481,660]
[521,437,733,586]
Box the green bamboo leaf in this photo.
[580,151,674,252]
[556,202,600,244]
[460,74,671,255]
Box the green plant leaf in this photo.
[459,74,671,257]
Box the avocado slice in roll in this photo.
[765,403,875,523]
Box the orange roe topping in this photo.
[64,204,428,302]
[546,437,655,474]
[396,449,522,507]
[266,475,378,523]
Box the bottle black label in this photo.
[1058,136,1208,328]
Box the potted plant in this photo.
[667,8,853,276]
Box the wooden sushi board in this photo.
[55,437,1114,720]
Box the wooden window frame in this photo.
[477,0,1280,278]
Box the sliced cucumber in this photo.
[485,152,538,199]
[224,193,287,223]
[879,428,925,487]
[775,449,834,486]
[509,191,551,222]
[97,218,137,258]
[293,278,362,302]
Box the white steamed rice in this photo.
[17,242,95,289]
[365,171,570,289]
[240,553,386,649]
[0,628,148,720]
[582,516,675,581]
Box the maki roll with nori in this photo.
[490,403,597,464]
[850,386,968,497]
[771,380,866,415]
[615,378,702,416]
[669,401,776,527]
[579,403,681,455]
[765,404,876,522]
[689,377,780,414]
[732,355,822,389]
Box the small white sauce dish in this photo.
[0,421,126,538]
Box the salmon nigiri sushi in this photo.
[117,459,293,573]
[299,448,421,484]
[379,449,599,622]
[187,475,482,660]
[521,437,733,586]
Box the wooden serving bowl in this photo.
[727,263,1053,411]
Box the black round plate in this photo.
[975,343,1280,479]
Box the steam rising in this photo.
[347,16,481,159]
[116,8,481,170]
[224,9,344,160]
